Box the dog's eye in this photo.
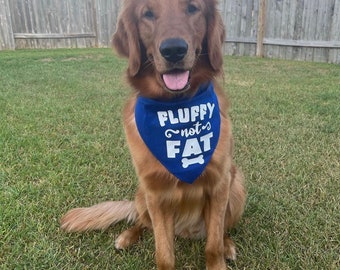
[143,9,155,20]
[187,4,199,14]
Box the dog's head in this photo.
[113,0,225,98]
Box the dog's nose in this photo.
[160,38,188,63]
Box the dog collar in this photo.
[135,82,220,184]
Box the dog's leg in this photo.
[224,164,246,260]
[204,182,229,270]
[147,195,175,270]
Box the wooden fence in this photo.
[1,0,339,63]
[0,0,123,49]
[222,0,340,63]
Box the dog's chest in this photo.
[135,82,220,184]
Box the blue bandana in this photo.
[135,82,220,184]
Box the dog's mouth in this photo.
[161,69,190,92]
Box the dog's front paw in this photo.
[224,236,237,261]
[206,249,227,270]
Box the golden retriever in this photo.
[61,0,246,269]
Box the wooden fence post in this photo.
[256,0,266,57]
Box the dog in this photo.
[61,0,246,269]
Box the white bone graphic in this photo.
[182,155,204,168]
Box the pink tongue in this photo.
[163,71,190,91]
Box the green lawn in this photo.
[0,49,339,269]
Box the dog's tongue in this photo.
[163,71,189,91]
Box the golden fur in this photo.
[61,0,246,269]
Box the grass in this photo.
[0,48,339,269]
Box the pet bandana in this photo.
[135,82,220,184]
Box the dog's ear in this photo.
[112,7,141,77]
[206,3,225,72]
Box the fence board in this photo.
[0,0,15,50]
[284,0,297,59]
[330,0,340,62]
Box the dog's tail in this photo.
[60,201,137,232]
